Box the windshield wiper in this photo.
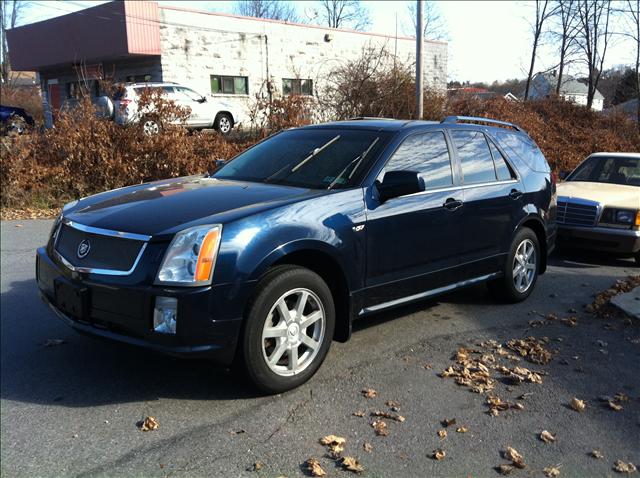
[263,135,341,184]
[327,137,379,189]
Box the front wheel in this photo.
[241,265,335,394]
[488,227,540,302]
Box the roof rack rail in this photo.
[347,116,395,121]
[442,115,522,131]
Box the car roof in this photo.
[300,119,441,132]
[587,152,640,159]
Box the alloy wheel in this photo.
[218,116,231,133]
[261,288,325,376]
[512,238,537,293]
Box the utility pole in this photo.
[415,0,424,119]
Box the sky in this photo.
[15,0,638,84]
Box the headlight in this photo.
[155,225,222,286]
[616,210,635,224]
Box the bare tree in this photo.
[576,0,612,109]
[317,0,371,31]
[615,0,639,129]
[524,0,556,100]
[233,0,298,22]
[551,0,581,94]
[404,1,448,41]
[0,0,25,83]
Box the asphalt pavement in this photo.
[1,219,639,477]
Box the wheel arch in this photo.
[250,242,353,343]
[517,215,548,274]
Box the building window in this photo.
[282,78,313,96]
[210,75,248,95]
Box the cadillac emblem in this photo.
[77,239,91,259]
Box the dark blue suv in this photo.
[36,116,557,392]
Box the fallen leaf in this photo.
[319,435,346,456]
[385,400,401,409]
[570,398,586,412]
[540,430,556,443]
[363,442,373,453]
[42,339,66,347]
[561,316,578,327]
[431,449,446,460]
[341,456,364,474]
[372,420,388,436]
[353,410,366,417]
[614,393,629,402]
[608,400,623,411]
[456,427,469,433]
[230,429,245,435]
[361,388,377,398]
[305,458,326,477]
[14,224,23,228]
[370,410,405,422]
[441,418,456,427]
[251,461,264,471]
[497,464,515,475]
[544,466,561,477]
[613,460,637,474]
[504,447,526,469]
[137,416,159,431]
[423,363,433,369]
[591,450,604,459]
[438,429,447,439]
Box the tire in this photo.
[488,227,540,303]
[214,113,233,135]
[140,115,162,135]
[241,265,335,394]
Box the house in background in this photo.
[606,98,639,123]
[448,87,519,102]
[7,0,448,126]
[529,71,604,111]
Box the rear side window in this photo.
[488,141,516,181]
[494,131,550,173]
[450,130,496,184]
[381,132,453,190]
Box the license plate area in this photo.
[54,279,89,320]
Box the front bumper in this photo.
[36,247,248,363]
[557,224,640,255]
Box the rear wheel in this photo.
[214,113,233,135]
[488,227,540,302]
[140,115,162,135]
[241,266,335,394]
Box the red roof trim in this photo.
[158,4,447,45]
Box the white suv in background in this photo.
[114,82,241,135]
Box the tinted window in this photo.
[494,130,550,173]
[569,156,640,186]
[450,130,496,184]
[381,132,453,190]
[489,141,515,181]
[214,129,390,189]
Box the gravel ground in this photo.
[1,219,638,477]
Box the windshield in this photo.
[567,156,640,186]
[214,129,390,189]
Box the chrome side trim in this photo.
[359,272,501,316]
[388,179,519,202]
[53,243,148,276]
[62,218,152,242]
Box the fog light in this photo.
[153,297,177,334]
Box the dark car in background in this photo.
[0,104,34,134]
[36,116,556,393]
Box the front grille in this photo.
[557,199,599,226]
[55,223,145,273]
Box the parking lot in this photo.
[1,219,638,477]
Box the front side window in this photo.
[380,132,453,190]
[214,129,390,189]
[210,75,248,95]
[283,78,313,96]
[450,130,496,184]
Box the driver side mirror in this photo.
[376,170,421,203]
[197,96,207,103]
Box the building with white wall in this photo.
[8,1,447,123]
[529,72,604,111]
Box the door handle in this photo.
[443,198,463,211]
[509,189,524,200]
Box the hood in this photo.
[64,176,327,238]
[557,181,640,209]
